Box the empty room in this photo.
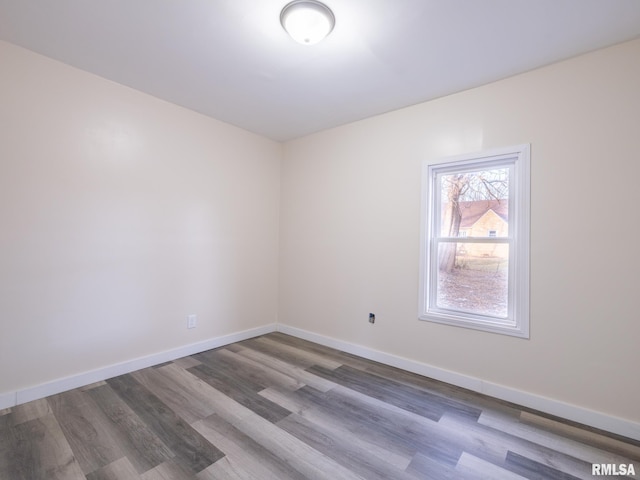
[1,1,639,479]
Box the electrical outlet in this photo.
[187,314,197,329]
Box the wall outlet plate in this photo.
[187,314,197,329]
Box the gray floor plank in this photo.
[454,452,529,480]
[194,413,308,480]
[85,457,142,480]
[265,332,378,371]
[278,412,418,480]
[200,347,305,392]
[0,410,12,431]
[520,411,640,461]
[196,457,250,480]
[0,413,85,480]
[139,459,194,480]
[131,364,217,425]
[476,409,634,475]
[232,410,367,480]
[107,374,224,475]
[10,398,52,426]
[504,450,583,480]
[235,346,337,392]
[48,388,125,475]
[239,336,342,371]
[188,361,292,423]
[261,386,415,471]
[308,363,478,422]
[86,383,174,474]
[296,384,464,466]
[406,451,471,480]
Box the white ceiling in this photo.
[1,1,640,141]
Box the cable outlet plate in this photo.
[187,314,197,329]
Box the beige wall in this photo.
[279,39,640,423]
[0,41,281,394]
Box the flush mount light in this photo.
[280,0,335,45]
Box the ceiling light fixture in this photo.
[280,0,335,45]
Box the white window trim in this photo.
[418,144,530,338]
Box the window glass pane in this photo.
[435,242,509,318]
[439,168,509,237]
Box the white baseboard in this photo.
[0,323,277,410]
[0,392,17,411]
[276,324,640,442]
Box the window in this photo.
[419,144,530,338]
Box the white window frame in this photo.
[418,144,530,338]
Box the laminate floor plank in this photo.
[455,452,529,480]
[265,332,379,372]
[364,360,524,418]
[237,337,317,369]
[172,356,202,370]
[196,456,251,480]
[277,412,418,480]
[79,381,107,392]
[478,408,638,469]
[438,411,596,477]
[288,384,413,459]
[85,457,141,480]
[0,413,85,480]
[330,384,509,467]
[194,381,365,480]
[10,398,51,426]
[295,384,463,465]
[504,450,583,480]
[405,451,472,480]
[191,378,364,480]
[321,386,465,466]
[520,411,640,461]
[261,386,414,470]
[133,362,233,425]
[131,365,216,425]
[240,336,342,371]
[194,413,308,480]
[106,374,224,475]
[188,362,292,423]
[48,389,125,475]
[192,350,267,393]
[85,384,174,474]
[139,459,194,480]
[1,332,638,480]
[259,386,312,416]
[164,363,262,425]
[235,346,337,392]
[232,411,367,480]
[0,410,12,430]
[308,363,480,422]
[151,361,174,369]
[199,348,305,392]
[223,343,245,354]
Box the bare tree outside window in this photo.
[436,168,510,318]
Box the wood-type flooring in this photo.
[1,332,638,479]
